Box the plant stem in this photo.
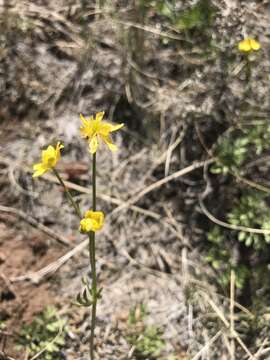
[92,153,96,211]
[53,168,82,218]
[89,153,97,360]
[246,56,251,82]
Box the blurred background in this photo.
[0,0,270,359]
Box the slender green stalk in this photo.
[53,168,82,218]
[246,57,251,83]
[89,153,97,360]
[92,153,96,211]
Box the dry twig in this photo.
[0,205,70,246]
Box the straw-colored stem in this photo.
[230,269,235,360]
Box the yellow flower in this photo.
[33,142,64,178]
[79,210,105,233]
[238,38,261,52]
[80,112,124,154]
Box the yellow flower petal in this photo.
[80,113,89,126]
[98,122,124,136]
[101,135,118,152]
[238,39,251,52]
[33,163,47,177]
[41,146,55,164]
[238,38,261,52]
[56,142,64,161]
[108,123,124,132]
[95,112,105,122]
[33,142,64,178]
[80,124,91,138]
[85,210,104,224]
[79,218,94,233]
[89,136,99,154]
[250,39,260,51]
[80,112,123,153]
[80,210,105,233]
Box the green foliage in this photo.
[75,276,103,307]
[227,191,270,249]
[175,0,216,31]
[126,303,165,358]
[246,122,270,155]
[128,302,147,325]
[17,306,67,360]
[206,189,270,290]
[128,326,165,358]
[211,136,249,174]
[211,123,270,174]
[151,0,176,19]
[148,0,216,31]
[205,226,249,289]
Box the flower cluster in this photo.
[32,112,123,235]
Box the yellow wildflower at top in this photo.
[79,210,104,233]
[238,38,261,52]
[33,142,64,178]
[80,112,124,154]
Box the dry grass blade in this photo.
[201,291,255,359]
[0,205,70,246]
[112,159,214,215]
[199,197,270,235]
[10,239,88,284]
[191,330,222,360]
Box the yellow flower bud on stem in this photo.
[237,38,261,89]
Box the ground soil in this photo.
[0,221,66,357]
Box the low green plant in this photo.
[227,190,270,248]
[175,0,216,31]
[205,226,249,289]
[211,123,270,175]
[205,187,270,291]
[126,303,165,358]
[17,306,67,360]
[148,0,216,31]
[211,136,249,174]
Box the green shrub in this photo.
[17,306,67,360]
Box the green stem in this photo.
[89,153,97,360]
[89,232,96,360]
[245,56,251,85]
[53,168,82,218]
[92,153,96,211]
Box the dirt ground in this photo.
[0,223,63,356]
